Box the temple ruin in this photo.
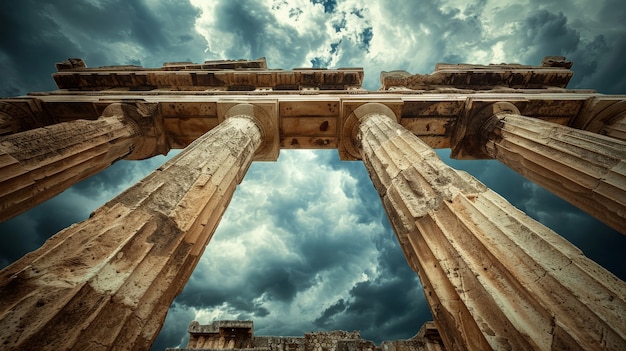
[166,320,444,351]
[0,56,625,350]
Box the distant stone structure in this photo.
[0,56,625,350]
[167,320,444,351]
[182,320,255,349]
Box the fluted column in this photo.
[0,103,164,222]
[459,102,626,235]
[0,104,264,350]
[570,99,626,142]
[0,101,46,136]
[351,103,626,350]
[601,112,626,141]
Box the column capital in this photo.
[340,102,399,160]
[451,100,520,159]
[101,102,170,160]
[218,102,279,161]
[571,98,626,141]
[0,99,54,136]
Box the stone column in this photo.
[0,104,264,350]
[0,103,165,222]
[453,101,626,235]
[0,101,47,136]
[350,103,626,350]
[601,112,626,141]
[570,99,626,142]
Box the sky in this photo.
[0,0,625,350]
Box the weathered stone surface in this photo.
[5,92,622,156]
[0,109,262,350]
[0,104,139,222]
[0,102,168,222]
[353,103,626,350]
[53,58,363,91]
[171,320,442,351]
[0,100,50,136]
[570,98,626,142]
[601,111,626,141]
[380,56,573,91]
[186,320,254,349]
[457,102,626,234]
[381,322,444,351]
[163,57,267,70]
[218,102,279,161]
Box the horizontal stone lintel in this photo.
[9,93,625,153]
[381,68,573,90]
[53,69,365,91]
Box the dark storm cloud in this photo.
[321,151,387,224]
[314,299,347,327]
[0,0,206,97]
[514,10,581,61]
[214,1,270,58]
[209,0,329,68]
[308,218,430,343]
[44,0,206,66]
[175,183,376,307]
[70,159,150,198]
[571,35,626,94]
[491,3,626,94]
[325,271,428,343]
[0,191,90,267]
[151,302,196,350]
[0,1,78,96]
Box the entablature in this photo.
[7,91,625,159]
[53,58,364,92]
[381,56,574,90]
[2,56,622,161]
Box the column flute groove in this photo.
[0,102,164,222]
[474,103,626,235]
[0,104,264,350]
[351,102,626,351]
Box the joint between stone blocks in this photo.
[450,100,522,160]
[100,101,169,160]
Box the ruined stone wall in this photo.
[254,336,306,351]
[304,331,363,351]
[252,331,365,351]
[187,320,254,349]
[168,321,445,351]
[380,323,444,351]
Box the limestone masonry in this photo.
[167,320,444,351]
[0,56,625,350]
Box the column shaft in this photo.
[481,113,626,234]
[0,111,262,350]
[571,99,626,142]
[597,112,626,142]
[354,103,626,350]
[0,105,141,222]
[0,101,45,136]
